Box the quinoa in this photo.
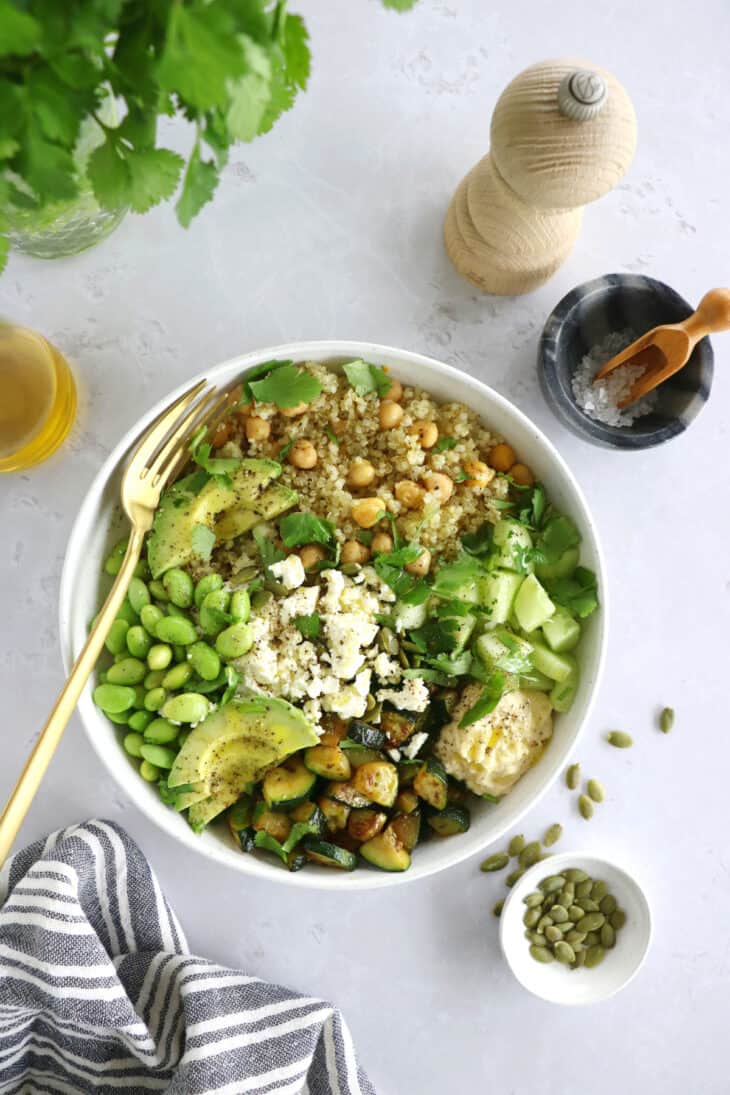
[216,361,514,558]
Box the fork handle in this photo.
[0,526,145,868]
[685,288,730,341]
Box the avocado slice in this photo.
[147,458,282,577]
[168,697,319,828]
[214,483,298,543]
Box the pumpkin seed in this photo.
[591,880,609,901]
[600,894,617,916]
[537,914,553,931]
[587,778,605,803]
[610,909,626,930]
[519,841,542,868]
[584,931,600,946]
[539,874,566,893]
[580,898,600,913]
[543,823,563,847]
[529,932,547,947]
[566,763,580,790]
[551,905,569,924]
[558,888,575,908]
[506,868,525,887]
[565,929,587,945]
[576,879,593,898]
[529,945,554,964]
[568,905,585,922]
[378,627,399,655]
[508,834,526,856]
[578,794,594,820]
[545,925,563,943]
[480,852,509,872]
[524,892,544,908]
[523,908,542,928]
[565,868,588,883]
[574,948,587,968]
[492,899,504,918]
[554,941,575,965]
[600,923,616,948]
[585,945,605,968]
[659,706,674,733]
[607,731,633,748]
[576,912,605,933]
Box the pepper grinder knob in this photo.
[557,70,608,121]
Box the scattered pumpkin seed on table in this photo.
[480,852,509,872]
[607,731,633,748]
[566,763,581,789]
[518,841,542,868]
[586,779,605,803]
[543,823,563,847]
[508,834,526,856]
[659,706,675,733]
[578,794,594,820]
[492,899,504,918]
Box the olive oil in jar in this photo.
[0,324,77,472]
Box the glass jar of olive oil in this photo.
[0,324,77,472]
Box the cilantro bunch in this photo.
[0,0,418,271]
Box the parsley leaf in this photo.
[433,436,457,453]
[459,672,505,728]
[191,523,216,561]
[293,613,321,639]
[249,364,322,409]
[531,514,581,566]
[342,360,393,398]
[544,567,599,619]
[279,512,335,548]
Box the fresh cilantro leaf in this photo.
[521,484,547,529]
[87,135,130,209]
[279,512,335,548]
[342,360,393,398]
[355,529,374,545]
[280,12,310,91]
[325,426,339,445]
[252,526,285,572]
[220,666,240,706]
[293,613,321,639]
[158,3,247,112]
[189,427,241,481]
[459,672,505,728]
[428,650,473,677]
[225,37,272,141]
[433,435,457,453]
[402,667,450,686]
[0,234,8,275]
[126,146,184,214]
[191,523,215,561]
[545,567,599,619]
[461,521,494,557]
[373,543,430,603]
[381,0,421,8]
[249,363,322,409]
[491,499,516,511]
[410,617,461,657]
[278,437,294,461]
[0,0,41,55]
[19,120,77,200]
[233,359,292,406]
[431,552,483,598]
[176,139,219,227]
[26,68,86,147]
[531,514,581,566]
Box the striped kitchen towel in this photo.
[0,820,375,1095]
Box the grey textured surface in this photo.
[1,1,729,1092]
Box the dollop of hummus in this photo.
[434,685,553,798]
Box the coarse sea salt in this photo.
[571,329,658,427]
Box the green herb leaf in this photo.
[545,566,599,619]
[531,514,581,566]
[252,526,285,574]
[427,650,473,677]
[220,665,240,706]
[325,426,339,445]
[249,363,322,409]
[191,523,216,561]
[87,136,130,209]
[381,0,421,9]
[126,146,185,214]
[190,427,241,482]
[277,437,294,461]
[176,140,219,228]
[158,3,247,112]
[279,512,335,548]
[459,672,505,728]
[433,435,457,453]
[225,38,272,141]
[0,0,41,55]
[253,829,288,864]
[402,667,451,686]
[410,617,462,657]
[430,552,483,598]
[373,543,425,601]
[293,613,321,639]
[461,521,494,557]
[342,359,393,398]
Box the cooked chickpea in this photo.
[379,399,404,430]
[346,458,376,489]
[211,420,232,449]
[422,471,453,503]
[394,480,425,509]
[386,378,403,402]
[341,540,370,565]
[510,463,535,487]
[245,416,271,442]
[288,439,317,469]
[371,531,393,554]
[299,544,326,569]
[351,497,385,528]
[463,459,494,488]
[329,417,347,437]
[405,547,431,577]
[410,419,439,449]
[487,442,516,472]
[280,401,309,418]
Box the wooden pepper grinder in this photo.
[444,59,637,296]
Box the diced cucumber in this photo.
[542,606,581,653]
[519,667,555,692]
[513,574,555,632]
[442,611,477,651]
[477,569,523,626]
[475,629,533,674]
[550,664,579,712]
[394,600,428,631]
[531,641,576,683]
[303,838,358,871]
[492,519,533,573]
[535,545,580,580]
[359,826,411,871]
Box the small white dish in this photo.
[500,851,652,1005]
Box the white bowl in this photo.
[59,340,607,890]
[500,852,652,1005]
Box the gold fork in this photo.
[0,378,235,868]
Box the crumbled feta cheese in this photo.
[269,554,306,590]
[402,731,429,759]
[386,748,402,762]
[323,684,369,720]
[280,585,319,624]
[373,652,402,684]
[325,613,378,679]
[377,677,431,712]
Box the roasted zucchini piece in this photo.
[286,849,307,872]
[360,825,411,871]
[426,804,471,836]
[289,799,320,824]
[390,810,421,852]
[227,794,254,839]
[262,757,317,809]
[346,720,387,750]
[341,742,385,768]
[414,757,449,811]
[352,761,399,808]
[303,838,358,870]
[252,804,292,843]
[446,780,469,805]
[397,759,423,786]
[304,745,352,781]
[327,781,373,808]
[394,789,419,814]
[282,807,326,852]
[380,706,424,746]
[347,808,388,843]
[318,714,347,747]
[317,795,351,832]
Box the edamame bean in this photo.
[147,643,173,671]
[166,603,190,619]
[140,743,177,769]
[93,683,136,714]
[115,598,139,625]
[132,685,147,709]
[128,710,154,732]
[155,616,198,645]
[107,709,131,725]
[98,671,108,684]
[126,625,152,659]
[230,590,250,623]
[194,572,223,607]
[173,644,186,663]
[162,662,194,690]
[105,618,130,656]
[215,623,253,660]
[123,732,145,757]
[143,718,179,745]
[139,759,161,781]
[148,579,170,602]
[163,568,194,608]
[188,641,221,681]
[144,687,167,712]
[140,604,165,637]
[144,669,165,690]
[107,658,147,686]
[199,589,231,636]
[127,577,151,615]
[114,651,128,663]
[161,692,210,724]
[104,538,128,576]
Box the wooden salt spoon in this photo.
[593,288,730,407]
